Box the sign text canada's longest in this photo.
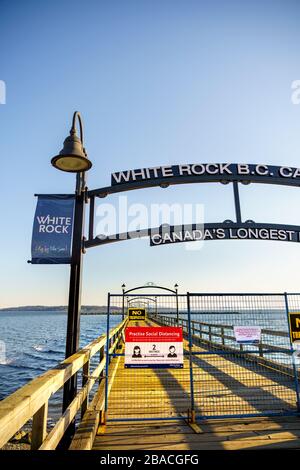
[150,225,300,246]
[111,163,300,187]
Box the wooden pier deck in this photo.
[106,318,296,419]
[70,318,299,450]
[92,416,300,450]
[1,316,300,451]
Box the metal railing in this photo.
[154,315,296,377]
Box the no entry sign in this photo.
[124,326,183,369]
[128,307,146,320]
[288,312,300,343]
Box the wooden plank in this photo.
[69,346,124,450]
[31,402,48,450]
[92,416,300,450]
[39,357,107,449]
[103,416,300,433]
[41,336,124,450]
[81,359,90,418]
[93,426,300,445]
[39,377,90,450]
[93,439,300,450]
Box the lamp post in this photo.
[122,284,126,320]
[51,111,92,440]
[174,283,179,324]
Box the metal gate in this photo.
[104,292,300,421]
[104,292,190,421]
[187,293,300,419]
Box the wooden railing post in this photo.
[31,402,48,450]
[221,327,225,346]
[81,358,90,418]
[99,344,104,384]
[117,331,122,349]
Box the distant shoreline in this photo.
[0,306,122,315]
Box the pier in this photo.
[1,291,300,451]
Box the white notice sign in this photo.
[233,326,261,344]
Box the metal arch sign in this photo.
[83,222,300,249]
[110,163,300,189]
[33,161,300,259]
[149,223,300,247]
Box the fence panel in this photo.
[188,293,299,419]
[104,292,300,422]
[105,293,190,421]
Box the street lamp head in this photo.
[51,132,92,173]
[174,283,178,289]
[51,112,92,173]
[122,283,126,289]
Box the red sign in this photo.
[125,327,183,342]
[125,326,183,369]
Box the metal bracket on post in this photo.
[175,288,179,325]
[284,292,300,412]
[97,411,107,435]
[187,409,196,424]
[88,195,95,242]
[82,236,87,254]
[186,293,195,422]
[100,410,106,425]
[233,181,242,224]
[185,409,202,433]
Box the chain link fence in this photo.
[104,292,300,421]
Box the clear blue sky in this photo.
[1,0,300,307]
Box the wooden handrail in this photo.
[154,314,291,356]
[153,314,295,378]
[155,315,289,339]
[156,314,290,341]
[0,318,127,449]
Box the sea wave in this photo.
[32,345,45,352]
[32,345,63,354]
[0,358,14,365]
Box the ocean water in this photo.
[0,310,122,423]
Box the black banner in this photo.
[31,195,75,264]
